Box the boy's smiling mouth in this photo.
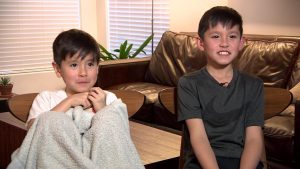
[218,51,231,55]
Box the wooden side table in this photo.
[158,87,293,120]
[158,88,176,114]
[8,90,145,123]
[130,121,181,165]
[264,87,292,119]
[110,90,145,117]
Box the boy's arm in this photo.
[27,92,91,129]
[51,92,91,112]
[186,118,219,169]
[240,126,264,169]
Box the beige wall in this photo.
[170,0,300,36]
[229,0,300,36]
[80,0,100,40]
[11,72,65,94]
[10,0,300,94]
[169,0,227,32]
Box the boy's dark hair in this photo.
[198,6,243,39]
[52,29,100,66]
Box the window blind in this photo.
[108,0,169,57]
[0,0,80,75]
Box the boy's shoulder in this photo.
[39,90,66,96]
[178,68,208,89]
[237,70,264,89]
[238,70,263,83]
[180,68,206,81]
[36,90,67,100]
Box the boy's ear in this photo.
[52,62,62,78]
[239,36,245,50]
[197,38,205,51]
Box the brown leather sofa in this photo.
[97,31,300,169]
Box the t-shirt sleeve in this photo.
[177,76,202,122]
[105,91,118,105]
[245,79,264,127]
[26,91,52,125]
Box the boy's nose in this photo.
[220,37,229,47]
[79,66,87,76]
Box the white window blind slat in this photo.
[108,0,169,57]
[0,0,80,75]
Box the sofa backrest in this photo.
[236,35,300,88]
[145,31,300,89]
[145,31,206,86]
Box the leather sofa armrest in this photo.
[295,100,300,167]
[96,57,151,89]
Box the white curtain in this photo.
[0,0,80,74]
[108,0,169,57]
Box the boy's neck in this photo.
[206,65,233,85]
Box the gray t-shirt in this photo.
[177,68,264,169]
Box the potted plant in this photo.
[99,34,153,60]
[0,75,13,96]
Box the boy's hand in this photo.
[88,87,106,112]
[68,92,91,109]
[51,92,91,113]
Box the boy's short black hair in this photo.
[198,6,243,39]
[52,29,100,66]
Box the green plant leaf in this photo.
[99,34,153,60]
[99,44,114,60]
[140,50,147,55]
[131,34,153,58]
[124,44,133,58]
[0,76,11,85]
[119,40,128,59]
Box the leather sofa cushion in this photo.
[107,82,173,124]
[146,31,299,89]
[236,39,299,88]
[289,54,300,89]
[107,82,172,104]
[264,116,294,137]
[264,116,294,163]
[145,31,206,86]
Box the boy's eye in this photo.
[229,35,238,39]
[211,35,219,38]
[87,62,95,67]
[70,63,77,68]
